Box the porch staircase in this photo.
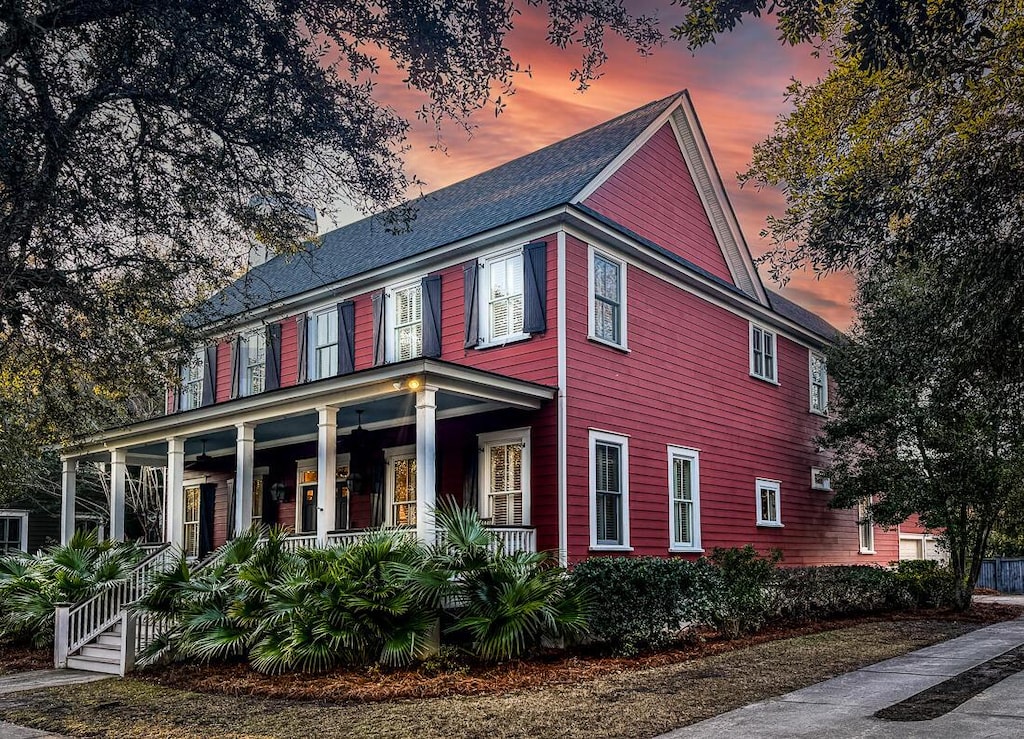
[65,619,126,675]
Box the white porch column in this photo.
[109,448,127,542]
[415,387,437,545]
[234,422,256,537]
[165,437,185,549]
[316,406,338,545]
[60,456,77,545]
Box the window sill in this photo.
[749,372,780,386]
[669,546,705,554]
[859,548,876,555]
[589,545,634,552]
[587,335,630,353]
[474,333,531,350]
[809,408,828,417]
[756,521,785,528]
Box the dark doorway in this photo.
[300,483,317,532]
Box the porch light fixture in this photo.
[269,482,287,503]
[392,377,423,391]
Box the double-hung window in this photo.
[481,249,525,343]
[858,499,875,553]
[180,350,204,411]
[0,511,28,553]
[386,446,417,527]
[310,308,339,380]
[750,324,778,383]
[809,350,828,414]
[388,280,423,361]
[755,478,782,527]
[668,446,701,551]
[478,429,530,526]
[590,430,630,549]
[589,247,626,348]
[183,485,201,558]
[241,330,266,396]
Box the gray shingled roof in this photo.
[767,290,840,341]
[198,93,680,322]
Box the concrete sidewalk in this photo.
[656,617,1024,738]
[0,669,108,738]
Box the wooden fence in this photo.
[977,558,1024,593]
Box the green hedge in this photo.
[570,549,960,654]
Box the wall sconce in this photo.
[269,482,288,503]
[392,377,423,391]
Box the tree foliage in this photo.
[0,0,661,468]
[823,267,1024,604]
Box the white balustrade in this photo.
[488,527,537,555]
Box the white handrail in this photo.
[62,544,174,658]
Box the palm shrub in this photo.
[135,525,436,672]
[410,500,592,661]
[0,530,145,646]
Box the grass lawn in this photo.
[0,617,994,738]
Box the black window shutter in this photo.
[229,335,242,399]
[265,323,282,391]
[338,300,356,375]
[463,261,480,348]
[371,291,386,366]
[201,345,217,406]
[422,275,442,358]
[169,362,180,413]
[523,241,547,334]
[296,314,308,383]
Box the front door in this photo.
[300,483,317,533]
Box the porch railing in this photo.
[281,533,319,552]
[55,543,173,668]
[487,527,536,555]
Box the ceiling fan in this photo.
[185,439,214,470]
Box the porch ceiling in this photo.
[68,359,554,460]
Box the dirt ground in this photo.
[0,617,1002,739]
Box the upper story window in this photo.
[755,478,783,527]
[241,330,266,396]
[309,307,338,380]
[481,249,525,344]
[589,247,627,348]
[179,349,204,411]
[809,350,828,414]
[388,279,423,362]
[750,324,778,383]
[668,446,701,551]
[590,429,630,549]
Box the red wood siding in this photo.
[900,514,934,535]
[583,123,735,285]
[215,340,232,403]
[279,316,299,387]
[561,234,898,566]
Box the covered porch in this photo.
[62,359,556,558]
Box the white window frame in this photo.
[308,306,339,380]
[477,428,531,526]
[858,499,875,554]
[667,446,702,552]
[587,245,628,350]
[385,444,417,528]
[749,323,778,384]
[755,478,783,527]
[385,278,424,362]
[810,467,832,491]
[589,429,631,550]
[478,247,528,347]
[241,328,266,397]
[183,484,202,558]
[0,510,29,553]
[809,350,828,414]
[180,349,204,411]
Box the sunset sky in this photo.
[336,4,855,329]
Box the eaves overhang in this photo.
[65,359,556,458]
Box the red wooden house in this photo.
[61,91,898,569]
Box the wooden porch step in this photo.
[95,632,121,647]
[66,654,121,675]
